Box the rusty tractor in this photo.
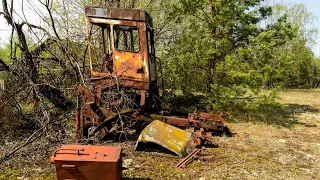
[75,6,228,154]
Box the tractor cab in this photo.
[85,6,157,91]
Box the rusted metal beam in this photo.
[135,112,225,131]
[175,148,201,169]
[174,148,215,169]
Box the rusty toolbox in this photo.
[50,144,122,180]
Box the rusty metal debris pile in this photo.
[74,5,228,146]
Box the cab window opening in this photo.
[88,23,111,72]
[113,25,139,52]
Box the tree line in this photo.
[0,0,319,120]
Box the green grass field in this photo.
[121,89,320,179]
[1,89,319,179]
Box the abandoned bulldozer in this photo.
[75,6,227,154]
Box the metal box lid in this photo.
[50,144,121,163]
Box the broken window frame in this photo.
[88,23,112,72]
[113,25,140,53]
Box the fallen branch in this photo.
[0,128,43,163]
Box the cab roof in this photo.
[85,6,153,27]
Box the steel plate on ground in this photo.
[135,120,197,157]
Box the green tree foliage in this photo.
[160,0,270,109]
[312,58,320,87]
[157,0,318,111]
[268,3,319,88]
[3,0,317,114]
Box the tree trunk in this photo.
[208,0,216,92]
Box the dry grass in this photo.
[1,89,320,179]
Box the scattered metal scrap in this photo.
[175,148,216,169]
[175,148,202,169]
[136,112,226,146]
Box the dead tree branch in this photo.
[21,21,49,33]
[0,129,43,163]
[39,0,61,40]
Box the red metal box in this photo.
[50,144,122,180]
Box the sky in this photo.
[0,0,43,47]
[286,0,320,56]
[0,0,320,56]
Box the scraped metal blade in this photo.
[135,120,197,157]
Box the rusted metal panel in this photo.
[76,83,95,103]
[120,79,149,90]
[112,21,149,84]
[85,6,153,26]
[50,144,122,180]
[86,17,150,89]
[90,78,150,90]
[135,120,197,157]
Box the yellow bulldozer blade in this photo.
[135,120,197,157]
